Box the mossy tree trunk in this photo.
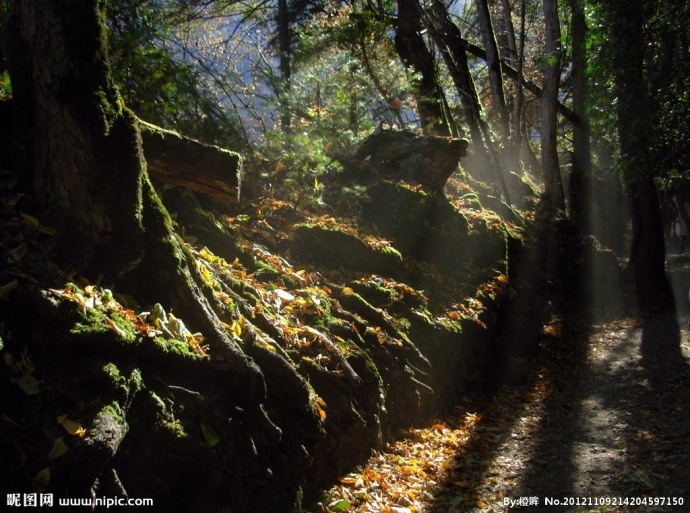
[7,0,266,413]
[8,0,146,274]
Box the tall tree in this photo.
[394,0,451,135]
[602,0,675,315]
[498,0,518,66]
[277,0,292,128]
[568,0,591,230]
[426,0,486,148]
[423,0,511,203]
[512,0,527,161]
[7,1,268,490]
[540,0,565,210]
[474,0,510,140]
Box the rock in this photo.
[289,224,405,275]
[340,131,469,194]
[362,181,508,278]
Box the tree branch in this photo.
[461,38,582,128]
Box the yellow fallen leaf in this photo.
[48,437,69,460]
[35,224,57,236]
[199,247,218,264]
[57,415,86,437]
[201,265,213,285]
[20,211,40,227]
[342,287,354,296]
[231,316,244,338]
[20,212,57,235]
[476,500,489,508]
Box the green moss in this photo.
[290,486,305,513]
[361,348,384,385]
[102,361,127,393]
[159,418,188,439]
[459,192,483,210]
[108,311,137,342]
[254,260,281,282]
[152,336,202,359]
[349,280,396,307]
[70,307,109,336]
[380,245,403,262]
[98,401,125,427]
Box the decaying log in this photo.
[138,119,243,202]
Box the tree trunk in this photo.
[540,0,565,211]
[8,0,145,272]
[474,0,510,140]
[277,0,291,129]
[426,0,485,148]
[424,0,511,204]
[498,0,518,66]
[460,33,582,129]
[608,0,675,316]
[512,0,527,159]
[568,0,591,231]
[394,0,451,136]
[7,0,269,494]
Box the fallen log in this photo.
[138,119,242,202]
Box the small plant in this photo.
[261,129,343,208]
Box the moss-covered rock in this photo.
[362,181,510,279]
[290,224,404,275]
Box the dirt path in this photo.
[490,318,690,512]
[321,316,690,513]
[319,253,690,513]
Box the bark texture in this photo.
[475,0,509,139]
[540,0,565,211]
[569,0,591,230]
[608,0,675,315]
[139,119,242,202]
[394,0,450,135]
[8,0,145,272]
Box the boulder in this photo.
[340,131,469,194]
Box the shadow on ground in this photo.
[428,260,690,512]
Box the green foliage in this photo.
[589,0,690,181]
[291,4,413,127]
[261,128,343,207]
[0,70,10,100]
[105,0,245,149]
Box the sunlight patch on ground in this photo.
[321,413,480,512]
[321,379,552,513]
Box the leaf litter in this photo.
[321,317,690,513]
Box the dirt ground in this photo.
[437,318,690,513]
[322,256,690,513]
[428,253,690,512]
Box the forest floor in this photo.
[319,256,690,513]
